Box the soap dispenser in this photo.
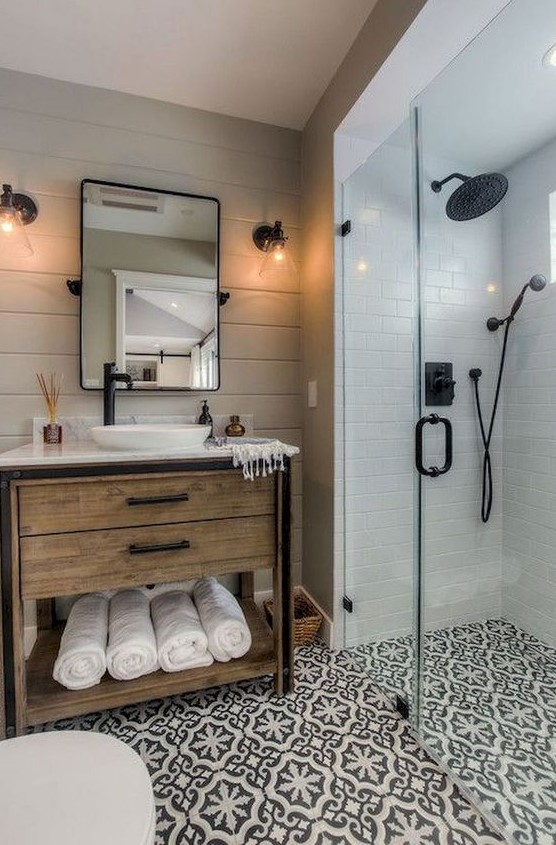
[198,400,213,436]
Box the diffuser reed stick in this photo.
[36,372,63,443]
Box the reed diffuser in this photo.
[36,372,63,444]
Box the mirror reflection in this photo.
[80,180,220,390]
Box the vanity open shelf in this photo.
[0,456,293,736]
[25,599,274,726]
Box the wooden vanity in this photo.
[0,453,293,736]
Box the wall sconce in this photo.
[252,220,294,276]
[0,184,38,258]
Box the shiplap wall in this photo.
[0,68,303,585]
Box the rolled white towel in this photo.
[151,590,213,672]
[193,577,252,662]
[141,580,196,599]
[53,593,108,690]
[107,589,159,681]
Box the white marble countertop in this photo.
[0,439,238,468]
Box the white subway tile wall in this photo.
[421,153,504,634]
[341,127,506,648]
[502,136,556,647]
[341,125,416,648]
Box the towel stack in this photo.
[52,577,253,690]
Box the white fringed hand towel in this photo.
[107,589,159,680]
[53,593,108,690]
[151,590,213,672]
[193,577,252,662]
[228,438,299,481]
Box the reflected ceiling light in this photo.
[543,42,556,67]
[170,302,178,308]
[357,260,368,273]
[252,220,295,276]
[0,183,38,258]
[486,283,497,294]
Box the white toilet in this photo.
[0,730,156,845]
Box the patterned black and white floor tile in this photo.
[36,640,503,845]
[352,619,556,845]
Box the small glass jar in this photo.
[225,415,245,437]
[43,422,63,444]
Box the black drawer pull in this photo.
[126,492,189,506]
[128,540,191,555]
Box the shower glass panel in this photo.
[341,118,421,719]
[343,1,556,841]
[414,0,556,842]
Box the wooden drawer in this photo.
[18,471,275,536]
[20,515,276,599]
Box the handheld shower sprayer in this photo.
[470,273,547,523]
[487,274,547,331]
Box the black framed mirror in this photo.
[80,179,220,391]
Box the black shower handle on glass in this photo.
[415,414,453,478]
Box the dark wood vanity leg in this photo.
[37,599,55,631]
[273,469,284,696]
[273,460,293,696]
[240,572,255,600]
[281,458,294,694]
[1,477,19,736]
[0,479,7,739]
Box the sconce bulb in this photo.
[0,184,38,257]
[252,221,294,276]
[0,210,33,256]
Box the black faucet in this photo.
[103,362,133,425]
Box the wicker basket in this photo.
[263,590,322,647]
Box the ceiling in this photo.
[415,0,556,170]
[135,289,214,334]
[0,0,377,129]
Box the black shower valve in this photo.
[425,362,456,406]
[434,375,456,392]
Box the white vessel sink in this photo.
[91,424,209,451]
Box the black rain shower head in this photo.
[487,274,547,331]
[431,172,508,221]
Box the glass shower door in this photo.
[341,117,422,720]
[413,2,556,840]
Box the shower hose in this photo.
[471,319,511,523]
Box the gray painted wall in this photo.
[300,0,427,617]
[0,67,303,587]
